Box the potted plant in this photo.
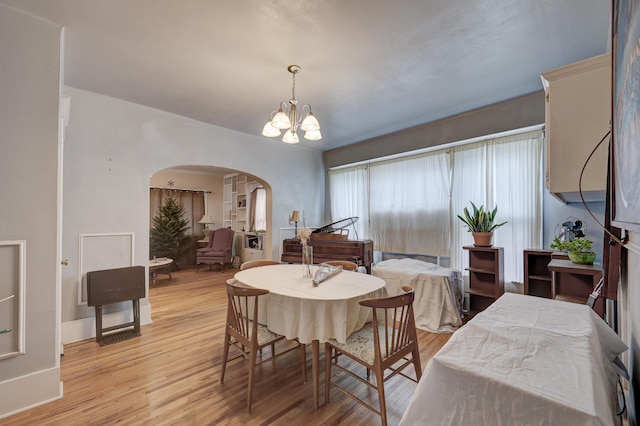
[551,237,596,265]
[457,202,507,247]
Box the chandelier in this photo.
[262,65,322,143]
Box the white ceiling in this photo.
[1,0,611,151]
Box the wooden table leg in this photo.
[312,339,320,410]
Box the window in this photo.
[328,128,543,284]
[450,130,543,284]
[250,187,267,231]
[369,152,450,256]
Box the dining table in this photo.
[234,263,387,410]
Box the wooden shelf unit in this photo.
[464,246,504,314]
[547,259,603,316]
[524,249,553,298]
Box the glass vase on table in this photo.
[302,245,313,278]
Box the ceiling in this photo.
[1,0,611,151]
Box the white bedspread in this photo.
[400,293,627,426]
[372,258,463,333]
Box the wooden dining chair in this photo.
[240,259,280,270]
[220,282,306,413]
[324,286,422,426]
[323,260,359,271]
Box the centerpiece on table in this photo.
[457,202,507,247]
[298,227,313,277]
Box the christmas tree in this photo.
[150,196,191,266]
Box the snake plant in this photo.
[457,202,507,233]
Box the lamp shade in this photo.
[262,121,281,137]
[271,108,291,129]
[289,210,302,223]
[198,214,214,224]
[282,130,299,144]
[300,112,320,131]
[304,129,322,141]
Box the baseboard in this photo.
[61,303,152,345]
[0,367,62,420]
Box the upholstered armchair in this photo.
[196,227,235,271]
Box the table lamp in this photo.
[289,210,302,236]
[198,214,214,241]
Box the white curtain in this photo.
[329,165,369,240]
[450,130,543,285]
[369,151,451,256]
[252,187,267,231]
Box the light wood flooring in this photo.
[4,266,451,425]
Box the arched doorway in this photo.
[149,165,272,270]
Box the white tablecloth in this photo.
[373,258,463,333]
[400,293,627,426]
[234,264,387,344]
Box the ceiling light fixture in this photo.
[262,65,321,143]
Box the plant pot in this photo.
[568,251,596,265]
[472,232,494,247]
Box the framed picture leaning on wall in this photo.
[612,0,640,232]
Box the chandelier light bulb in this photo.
[271,108,291,130]
[262,120,281,137]
[282,130,300,144]
[300,112,320,132]
[304,129,322,141]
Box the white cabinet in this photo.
[541,53,611,203]
[243,233,265,261]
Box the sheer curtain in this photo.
[329,165,369,240]
[369,152,451,256]
[450,130,543,285]
[250,187,267,231]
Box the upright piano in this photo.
[282,217,374,273]
[281,235,374,274]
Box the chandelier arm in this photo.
[298,104,311,123]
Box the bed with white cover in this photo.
[372,258,463,333]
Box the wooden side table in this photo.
[547,259,603,315]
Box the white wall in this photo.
[0,5,63,417]
[60,87,325,340]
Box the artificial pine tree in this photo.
[150,196,191,267]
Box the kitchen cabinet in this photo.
[541,53,610,203]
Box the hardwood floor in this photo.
[4,266,451,425]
